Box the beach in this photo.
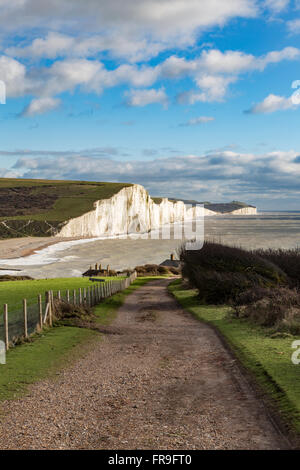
[0,236,87,260]
[0,212,299,279]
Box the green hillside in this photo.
[0,178,132,238]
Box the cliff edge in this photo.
[57,184,256,238]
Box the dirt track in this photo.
[0,279,288,449]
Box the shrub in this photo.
[232,287,300,334]
[135,264,171,276]
[180,242,287,303]
[254,248,300,289]
[0,275,33,281]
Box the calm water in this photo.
[204,211,300,250]
[0,211,299,278]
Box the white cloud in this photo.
[0,55,26,97]
[287,18,300,34]
[6,32,166,64]
[0,1,258,52]
[247,93,299,113]
[1,45,299,114]
[21,97,61,117]
[125,88,168,108]
[7,148,300,203]
[185,116,215,125]
[178,75,237,103]
[264,0,290,12]
[6,32,74,60]
[169,47,300,103]
[188,116,215,126]
[258,46,300,68]
[199,49,256,74]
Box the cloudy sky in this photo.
[0,0,300,209]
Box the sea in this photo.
[0,211,299,279]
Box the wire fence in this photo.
[0,272,137,349]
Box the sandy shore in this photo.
[0,236,91,260]
[0,212,298,278]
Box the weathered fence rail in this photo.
[0,271,137,351]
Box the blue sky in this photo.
[0,0,300,209]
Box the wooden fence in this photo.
[2,271,137,351]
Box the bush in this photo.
[180,242,287,303]
[0,275,33,281]
[232,287,300,334]
[135,264,172,276]
[254,248,300,289]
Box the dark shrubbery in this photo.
[53,298,95,328]
[254,248,300,289]
[180,242,287,304]
[180,241,300,334]
[232,287,300,334]
[135,264,180,277]
[0,275,33,281]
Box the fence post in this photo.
[23,298,28,339]
[57,290,61,301]
[44,291,52,326]
[79,288,82,305]
[49,291,53,326]
[66,290,70,303]
[38,294,43,330]
[87,287,91,306]
[3,304,8,351]
[73,289,76,305]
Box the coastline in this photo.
[0,236,91,260]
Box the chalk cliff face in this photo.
[57,184,215,238]
[57,184,256,238]
[229,207,257,215]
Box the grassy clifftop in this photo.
[0,178,132,238]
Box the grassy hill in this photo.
[0,178,132,238]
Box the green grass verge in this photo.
[0,276,123,312]
[169,279,300,435]
[0,276,159,403]
[0,326,97,402]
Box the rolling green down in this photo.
[0,277,158,402]
[169,280,300,434]
[0,178,132,238]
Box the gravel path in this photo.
[0,279,288,449]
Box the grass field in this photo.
[0,276,158,402]
[169,280,300,435]
[0,178,132,222]
[0,276,123,312]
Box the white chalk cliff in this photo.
[57,184,256,238]
[229,207,257,215]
